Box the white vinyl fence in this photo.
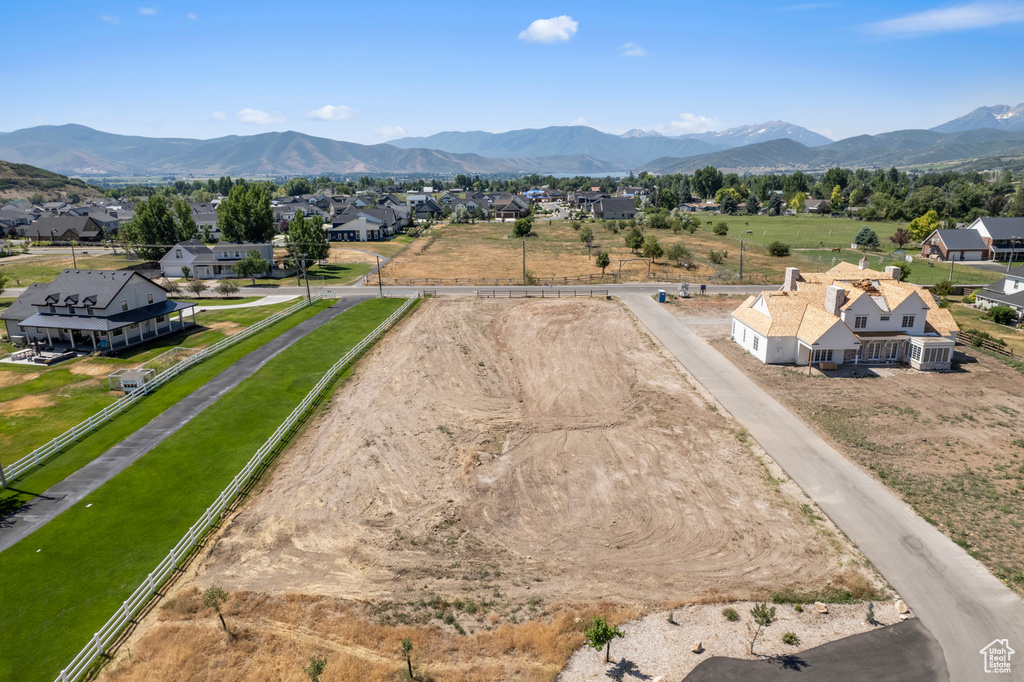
[55,294,417,682]
[1,295,322,487]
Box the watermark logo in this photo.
[981,639,1015,674]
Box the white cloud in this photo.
[376,126,406,138]
[668,113,719,133]
[620,42,647,57]
[237,108,285,125]
[571,117,589,126]
[100,15,119,25]
[869,1,1024,36]
[519,15,578,43]
[187,12,197,20]
[305,104,358,121]
[138,7,157,15]
[209,111,227,122]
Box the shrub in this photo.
[931,280,953,297]
[709,249,726,265]
[782,632,800,646]
[712,221,729,236]
[794,604,804,613]
[963,328,1007,347]
[964,290,977,304]
[768,241,790,257]
[722,607,740,621]
[989,306,1018,326]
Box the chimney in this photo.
[858,257,869,270]
[825,284,846,317]
[782,267,800,291]
[885,265,902,281]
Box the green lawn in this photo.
[0,297,409,682]
[793,248,1002,285]
[717,214,885,249]
[950,303,1024,355]
[0,300,318,465]
[173,295,267,306]
[246,262,375,287]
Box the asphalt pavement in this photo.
[620,292,1024,682]
[0,295,373,553]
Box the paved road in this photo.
[0,295,373,553]
[620,292,1024,682]
[683,619,945,682]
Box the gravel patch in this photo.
[559,600,910,681]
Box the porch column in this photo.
[45,328,52,345]
[178,310,185,329]
[90,332,97,351]
[191,308,197,325]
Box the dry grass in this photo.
[380,220,816,284]
[104,590,639,682]
[0,394,55,415]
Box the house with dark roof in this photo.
[159,240,215,278]
[920,228,990,261]
[569,190,611,208]
[592,197,636,220]
[804,199,831,214]
[975,264,1024,321]
[1,270,196,351]
[18,216,103,242]
[328,207,404,241]
[969,217,1024,262]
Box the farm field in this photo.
[715,338,1024,597]
[101,298,881,681]
[0,251,136,286]
[0,298,407,682]
[0,298,324,469]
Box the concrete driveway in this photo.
[620,292,1024,682]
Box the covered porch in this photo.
[17,300,198,353]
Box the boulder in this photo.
[691,641,704,654]
[895,599,910,614]
[814,602,829,614]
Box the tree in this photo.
[830,185,844,212]
[681,214,701,233]
[180,265,191,280]
[203,585,229,631]
[173,198,199,241]
[596,251,610,274]
[897,261,912,282]
[451,203,471,224]
[658,188,678,210]
[217,183,274,243]
[692,165,724,199]
[666,243,693,267]
[232,250,270,285]
[855,226,880,250]
[160,277,181,296]
[1007,185,1024,218]
[286,210,329,273]
[766,193,784,216]
[579,223,595,256]
[642,235,664,260]
[215,280,240,297]
[624,224,644,253]
[907,210,941,243]
[720,193,739,215]
[185,278,209,298]
[712,221,729,236]
[889,227,912,249]
[746,194,761,215]
[512,217,533,238]
[584,616,625,664]
[303,655,327,682]
[121,195,181,260]
[788,191,807,214]
[284,177,312,197]
[401,639,414,679]
[768,241,790,257]
[474,204,486,222]
[635,211,649,226]
[0,272,7,299]
[749,602,776,655]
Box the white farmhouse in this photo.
[731,260,958,371]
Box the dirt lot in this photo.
[716,338,1024,594]
[103,298,877,681]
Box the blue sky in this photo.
[2,1,1022,144]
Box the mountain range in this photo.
[1,104,1022,178]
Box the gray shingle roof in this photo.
[932,229,988,251]
[975,217,1024,240]
[22,269,152,309]
[18,300,195,332]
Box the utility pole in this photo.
[739,240,744,279]
[71,242,77,269]
[376,255,383,297]
[298,253,311,304]
[949,259,954,283]
[1007,236,1022,273]
[522,239,526,285]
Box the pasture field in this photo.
[99,298,880,681]
[0,298,407,682]
[0,252,136,286]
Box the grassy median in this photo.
[0,297,409,681]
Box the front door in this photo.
[866,343,881,362]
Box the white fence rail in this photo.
[54,295,417,682]
[1,295,322,487]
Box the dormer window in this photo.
[147,293,154,304]
[176,249,182,259]
[121,300,128,312]
[49,305,56,314]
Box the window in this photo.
[49,305,56,313]
[175,249,182,258]
[36,327,44,333]
[147,293,154,304]
[112,327,123,336]
[901,315,915,328]
[922,347,951,364]
[854,316,868,329]
[156,315,165,323]
[121,300,128,312]
[911,344,922,361]
[813,349,833,362]
[753,336,759,351]
[880,315,890,321]
[85,307,92,315]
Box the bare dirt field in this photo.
[103,298,878,681]
[716,338,1024,595]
